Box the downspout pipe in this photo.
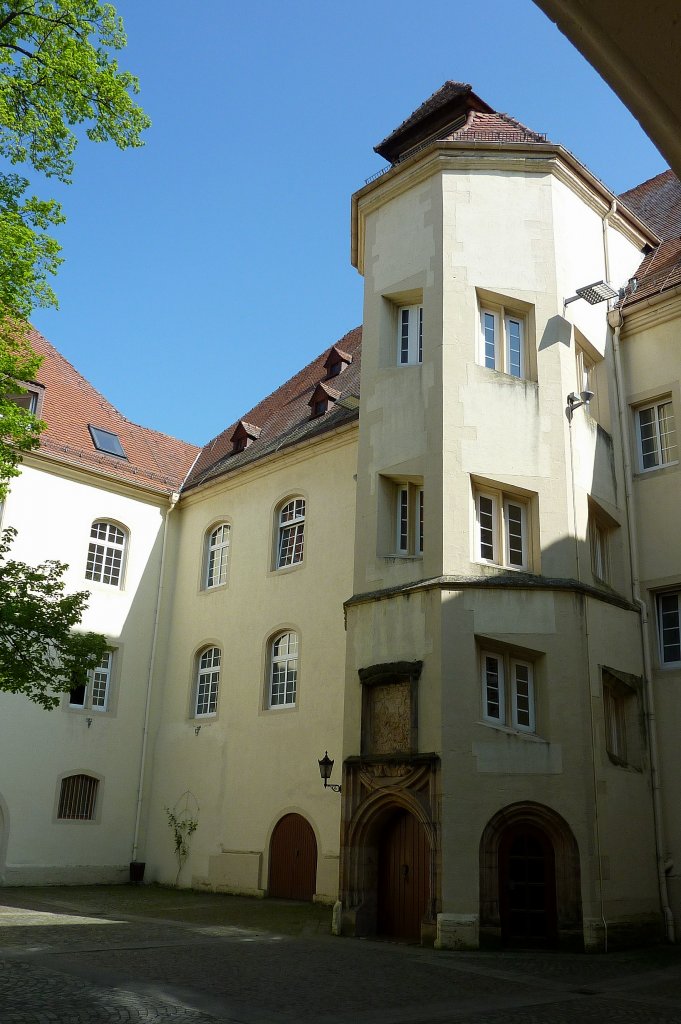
[131,490,179,864]
[610,310,675,942]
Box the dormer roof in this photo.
[230,420,262,444]
[324,344,353,377]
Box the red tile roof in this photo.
[29,328,200,494]
[621,237,681,308]
[374,81,546,164]
[619,170,681,241]
[186,327,362,491]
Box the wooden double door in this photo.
[377,809,430,942]
[268,813,317,901]
[499,824,558,945]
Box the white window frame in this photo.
[635,398,678,472]
[481,651,535,733]
[657,592,681,666]
[397,304,423,366]
[395,483,424,556]
[68,650,113,712]
[204,523,230,589]
[276,497,305,568]
[85,521,127,588]
[474,488,528,570]
[195,647,220,717]
[269,631,298,708]
[479,306,526,378]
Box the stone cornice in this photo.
[344,573,637,612]
[351,143,656,274]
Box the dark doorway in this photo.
[268,813,317,901]
[499,823,557,946]
[377,809,430,942]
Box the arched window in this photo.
[85,521,127,587]
[57,774,99,820]
[204,523,230,588]
[276,498,305,568]
[269,631,298,707]
[195,647,221,716]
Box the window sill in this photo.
[383,554,423,563]
[270,561,305,577]
[606,751,642,772]
[199,582,229,595]
[634,460,679,478]
[478,720,544,742]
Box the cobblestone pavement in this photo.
[1,887,681,1023]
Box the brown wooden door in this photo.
[268,813,317,901]
[377,809,430,942]
[499,824,557,946]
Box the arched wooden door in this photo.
[377,809,430,942]
[268,813,317,901]
[499,823,557,946]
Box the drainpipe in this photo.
[131,491,179,864]
[609,310,675,942]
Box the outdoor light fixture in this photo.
[566,390,595,423]
[564,280,619,310]
[318,751,342,793]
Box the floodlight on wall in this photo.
[566,390,595,423]
[564,280,619,311]
[318,751,342,793]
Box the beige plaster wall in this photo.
[143,429,357,900]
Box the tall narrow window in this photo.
[481,651,535,733]
[85,521,127,587]
[393,482,424,556]
[204,523,230,588]
[269,631,298,707]
[276,498,305,568]
[397,305,423,366]
[479,304,527,378]
[57,774,99,820]
[474,488,529,570]
[195,647,220,716]
[657,592,681,665]
[636,399,677,471]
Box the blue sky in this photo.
[31,0,667,446]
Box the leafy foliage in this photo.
[0,527,107,708]
[165,805,199,886]
[0,2,150,491]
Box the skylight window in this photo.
[88,425,127,459]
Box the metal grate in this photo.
[58,774,99,820]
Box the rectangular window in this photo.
[69,651,113,712]
[603,682,627,763]
[394,482,424,556]
[657,592,681,665]
[479,306,526,378]
[398,305,423,366]
[590,517,609,583]
[636,399,677,471]
[475,488,529,569]
[481,651,535,732]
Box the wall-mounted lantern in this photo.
[318,751,341,793]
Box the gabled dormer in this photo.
[308,382,340,419]
[230,420,261,453]
[324,345,353,380]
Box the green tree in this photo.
[0,1,150,492]
[0,3,149,702]
[0,527,107,708]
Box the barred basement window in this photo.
[57,774,99,820]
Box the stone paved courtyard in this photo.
[1,886,681,1023]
